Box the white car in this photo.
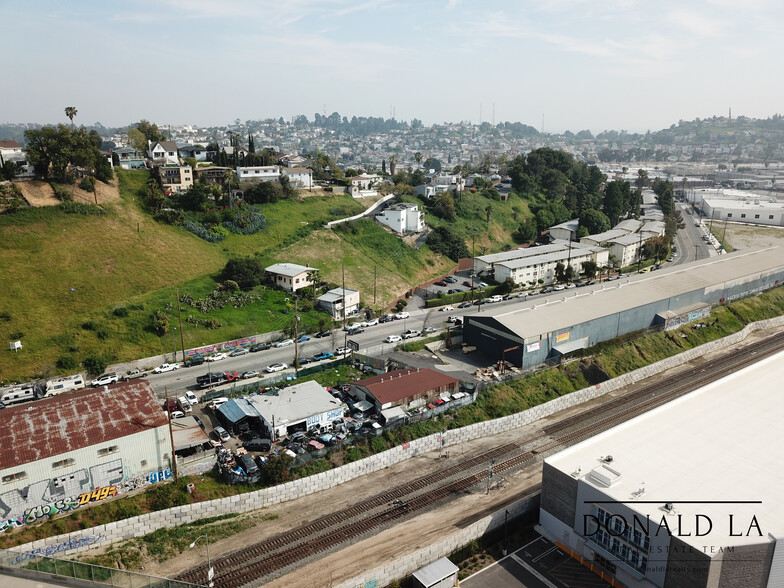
[402,329,421,339]
[365,318,379,326]
[273,339,294,348]
[395,311,410,319]
[384,335,402,343]
[335,346,350,355]
[184,391,199,405]
[206,353,227,362]
[265,363,288,373]
[153,362,180,374]
[91,373,118,387]
[553,285,566,291]
[438,306,454,312]
[169,410,186,419]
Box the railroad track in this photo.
[177,330,784,588]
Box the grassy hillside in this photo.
[0,173,449,381]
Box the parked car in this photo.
[566,283,576,289]
[315,330,331,338]
[395,311,410,319]
[365,318,379,326]
[313,351,334,361]
[237,453,258,476]
[183,355,205,367]
[184,391,199,405]
[434,280,448,287]
[274,339,294,348]
[299,356,315,365]
[385,335,402,343]
[402,329,421,339]
[154,363,180,374]
[91,373,118,387]
[346,326,364,335]
[244,437,272,452]
[206,353,227,362]
[479,282,489,288]
[297,334,311,342]
[458,301,473,308]
[447,289,464,294]
[378,315,394,324]
[197,373,225,388]
[307,440,325,451]
[224,371,241,382]
[265,363,287,373]
[335,346,350,355]
[213,426,231,442]
[241,370,260,379]
[487,295,503,303]
[541,286,554,293]
[229,348,249,357]
[444,276,458,283]
[439,305,454,312]
[554,285,566,291]
[250,342,271,352]
[423,326,438,334]
[120,369,148,381]
[207,397,229,410]
[462,280,473,287]
[169,410,185,419]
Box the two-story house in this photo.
[148,141,179,165]
[265,263,317,293]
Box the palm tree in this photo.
[414,151,422,166]
[65,106,78,128]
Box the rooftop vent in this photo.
[589,464,622,487]
[603,455,614,463]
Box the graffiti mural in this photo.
[0,461,172,533]
[185,336,256,358]
[10,535,105,564]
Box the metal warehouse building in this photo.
[462,247,784,369]
[0,381,171,529]
[539,349,784,588]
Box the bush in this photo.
[58,201,104,215]
[152,310,169,336]
[82,320,100,331]
[79,177,95,192]
[83,355,107,375]
[51,183,73,202]
[112,307,129,318]
[183,221,226,242]
[220,257,266,289]
[155,209,184,225]
[56,356,78,370]
[222,210,266,235]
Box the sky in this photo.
[1,0,782,134]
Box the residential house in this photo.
[148,141,179,165]
[178,145,207,162]
[192,166,232,187]
[237,165,280,182]
[351,369,461,411]
[279,154,307,168]
[348,173,382,198]
[375,202,424,234]
[158,165,193,194]
[112,147,146,170]
[265,263,317,293]
[281,167,313,190]
[317,288,360,320]
[0,140,23,158]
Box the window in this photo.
[755,215,760,219]
[741,214,746,218]
[52,458,75,469]
[770,215,775,220]
[727,213,732,218]
[97,445,119,457]
[2,471,27,483]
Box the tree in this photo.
[535,209,555,233]
[64,106,78,129]
[414,152,422,165]
[581,260,598,279]
[555,262,566,283]
[513,219,538,243]
[485,204,492,224]
[642,235,670,263]
[220,257,266,289]
[579,209,611,235]
[127,128,148,154]
[24,125,108,183]
[602,180,631,225]
[426,226,470,261]
[431,191,456,221]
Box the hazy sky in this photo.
[2,0,782,134]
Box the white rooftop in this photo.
[546,349,784,551]
[703,196,784,211]
[248,380,341,425]
[265,262,316,277]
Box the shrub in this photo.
[58,201,104,215]
[9,331,24,340]
[112,307,129,318]
[183,221,226,242]
[155,209,184,225]
[51,183,73,202]
[152,310,169,336]
[220,257,266,289]
[222,210,266,235]
[56,356,78,370]
[82,320,100,331]
[83,355,107,375]
[79,177,95,192]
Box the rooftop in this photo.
[546,349,784,551]
[0,381,168,470]
[318,287,359,303]
[248,380,342,425]
[356,368,461,406]
[265,262,316,277]
[703,196,784,210]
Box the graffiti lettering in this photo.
[10,535,105,565]
[185,337,255,358]
[148,468,172,484]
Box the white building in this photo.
[607,233,647,268]
[475,241,607,279]
[236,165,280,182]
[248,381,345,440]
[148,140,179,165]
[549,219,580,242]
[265,262,317,292]
[580,229,629,247]
[0,381,171,531]
[539,350,784,588]
[702,196,784,227]
[281,166,313,189]
[375,202,425,234]
[317,287,360,320]
[348,173,382,198]
[493,243,608,287]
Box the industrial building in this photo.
[538,349,784,588]
[0,381,171,527]
[216,381,344,440]
[351,368,462,411]
[462,247,784,369]
[701,195,784,227]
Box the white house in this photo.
[178,145,208,162]
[375,202,424,234]
[281,167,313,190]
[265,263,317,293]
[348,173,382,198]
[237,165,280,182]
[0,140,23,158]
[317,288,360,320]
[148,141,179,165]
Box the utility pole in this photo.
[486,458,495,494]
[165,386,179,483]
[342,263,348,351]
[293,295,299,376]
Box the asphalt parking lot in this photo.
[462,534,611,588]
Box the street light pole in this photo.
[189,534,213,587]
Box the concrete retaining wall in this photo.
[12,316,784,560]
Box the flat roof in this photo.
[703,196,784,210]
[478,241,599,266]
[581,229,628,243]
[545,350,784,550]
[265,262,316,277]
[472,246,784,340]
[247,380,342,425]
[171,416,210,451]
[357,368,461,406]
[0,381,168,470]
[497,247,597,270]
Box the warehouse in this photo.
[462,247,784,369]
[538,349,784,588]
[0,381,171,531]
[351,368,462,411]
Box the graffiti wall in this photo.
[10,534,105,564]
[185,336,256,358]
[0,460,172,533]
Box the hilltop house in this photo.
[265,263,317,293]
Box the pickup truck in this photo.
[120,369,148,382]
[402,329,421,339]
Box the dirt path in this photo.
[91,326,783,586]
[16,178,120,207]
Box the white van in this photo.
[45,374,86,397]
[207,397,229,410]
[177,396,193,413]
[1,384,37,406]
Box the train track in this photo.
[176,330,784,587]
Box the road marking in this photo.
[511,553,560,588]
[532,545,559,563]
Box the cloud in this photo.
[667,8,728,38]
